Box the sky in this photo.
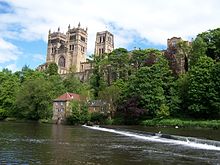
[0,0,220,72]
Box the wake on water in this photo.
[82,125,220,151]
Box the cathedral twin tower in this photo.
[38,23,114,74]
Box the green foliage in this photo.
[89,56,108,97]
[90,112,107,124]
[156,104,170,118]
[0,71,20,116]
[45,63,58,76]
[197,28,220,61]
[130,48,162,74]
[0,27,220,124]
[186,56,218,118]
[142,118,220,129]
[0,64,91,121]
[15,67,46,83]
[67,100,89,124]
[108,48,130,81]
[98,85,121,117]
[176,74,188,115]
[0,108,7,120]
[15,77,53,120]
[210,62,220,113]
[124,55,177,118]
[47,75,66,98]
[190,36,207,67]
[63,74,90,100]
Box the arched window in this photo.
[58,56,65,67]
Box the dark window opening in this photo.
[70,35,76,41]
[50,39,58,44]
[58,56,65,67]
[81,46,85,52]
[81,36,85,42]
[69,45,74,51]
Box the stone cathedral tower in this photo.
[37,25,115,79]
[94,31,114,55]
[45,23,87,74]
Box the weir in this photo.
[83,125,220,151]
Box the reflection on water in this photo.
[0,122,220,165]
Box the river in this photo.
[0,122,220,164]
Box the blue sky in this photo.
[0,0,220,72]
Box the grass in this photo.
[38,119,54,124]
[2,117,54,124]
[141,118,220,129]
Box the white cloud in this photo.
[0,37,21,63]
[5,63,19,72]
[1,0,220,55]
[33,54,45,61]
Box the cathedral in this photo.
[37,23,190,78]
[37,23,114,75]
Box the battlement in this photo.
[38,23,114,76]
[94,30,114,55]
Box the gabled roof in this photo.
[54,92,80,101]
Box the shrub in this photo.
[90,112,107,124]
[0,108,7,120]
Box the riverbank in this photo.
[1,117,54,124]
[141,118,220,129]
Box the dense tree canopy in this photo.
[196,28,220,61]
[0,70,20,117]
[0,27,219,123]
[185,56,220,118]
[15,77,53,119]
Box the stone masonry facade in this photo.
[37,23,114,75]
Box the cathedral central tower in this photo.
[94,31,114,56]
[46,23,87,74]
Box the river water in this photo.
[0,122,220,165]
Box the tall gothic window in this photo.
[58,56,65,67]
[81,36,85,42]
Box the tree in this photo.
[66,100,89,124]
[190,36,207,68]
[0,70,20,117]
[130,48,162,70]
[63,74,90,100]
[210,62,220,117]
[98,85,121,118]
[119,55,177,121]
[117,96,146,124]
[47,74,66,98]
[46,63,58,76]
[90,55,107,98]
[15,67,46,83]
[186,56,216,118]
[130,49,148,71]
[108,48,130,81]
[90,48,130,98]
[197,28,220,61]
[15,77,53,120]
